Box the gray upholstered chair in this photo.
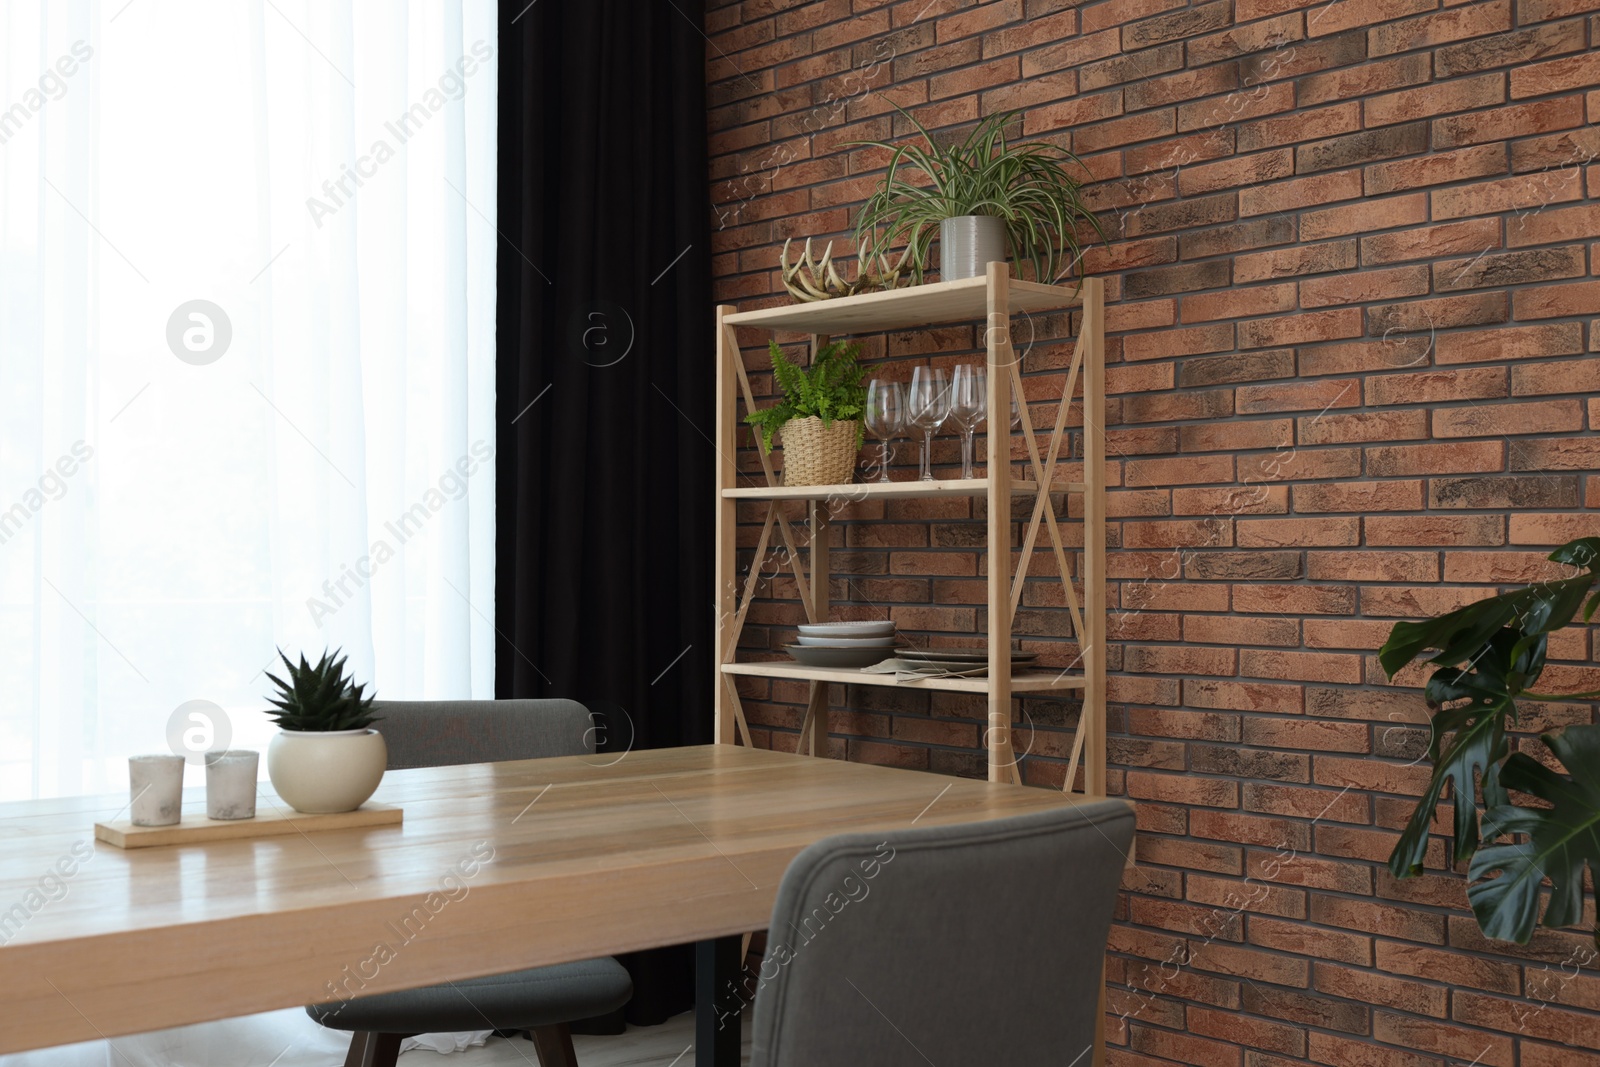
[748,799,1135,1067]
[306,699,632,1067]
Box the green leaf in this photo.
[1380,537,1600,946]
[1379,565,1598,682]
[846,106,1101,283]
[1549,537,1600,571]
[1379,596,1518,679]
[263,646,380,731]
[743,340,867,451]
[1388,671,1513,877]
[1467,724,1600,944]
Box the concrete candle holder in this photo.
[204,751,259,820]
[129,754,185,827]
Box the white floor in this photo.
[479,1012,750,1067]
[0,1012,746,1067]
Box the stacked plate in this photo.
[890,646,1038,676]
[889,643,1036,675]
[785,620,899,668]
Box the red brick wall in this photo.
[705,0,1600,1063]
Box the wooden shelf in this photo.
[722,660,1086,694]
[714,265,1106,795]
[721,276,1082,335]
[712,264,1110,1067]
[723,477,1088,501]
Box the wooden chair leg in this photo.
[528,1023,579,1067]
[342,1032,406,1067]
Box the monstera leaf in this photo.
[1387,671,1511,878]
[1468,725,1600,946]
[1379,537,1600,943]
[1379,543,1600,683]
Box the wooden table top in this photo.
[0,745,1103,1054]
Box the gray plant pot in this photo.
[939,215,1008,281]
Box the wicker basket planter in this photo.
[780,417,859,486]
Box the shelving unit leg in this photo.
[1082,278,1106,798]
[984,263,1019,784]
[1082,277,1109,1067]
[713,305,740,746]
[800,501,831,756]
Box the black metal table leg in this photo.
[696,935,744,1067]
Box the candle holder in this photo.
[128,754,185,827]
[204,751,259,820]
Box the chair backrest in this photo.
[748,798,1135,1067]
[371,699,596,769]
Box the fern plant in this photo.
[745,339,867,453]
[264,648,380,732]
[849,107,1105,284]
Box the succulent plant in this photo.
[264,648,380,732]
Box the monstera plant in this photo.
[1380,536,1600,946]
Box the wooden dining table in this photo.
[0,745,1106,1066]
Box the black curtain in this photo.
[495,0,712,1026]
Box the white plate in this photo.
[795,635,900,648]
[797,620,896,638]
[897,647,1037,663]
[784,644,896,669]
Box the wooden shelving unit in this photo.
[721,659,1088,695]
[712,265,1106,795]
[723,476,1082,501]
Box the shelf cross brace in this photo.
[1007,332,1087,644]
[726,323,817,623]
[720,503,779,666]
[720,674,753,748]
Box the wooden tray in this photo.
[95,802,402,849]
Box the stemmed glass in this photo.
[1010,390,1024,479]
[906,366,951,482]
[948,364,987,479]
[864,379,905,483]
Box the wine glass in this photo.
[1010,389,1023,479]
[948,364,987,479]
[864,379,905,483]
[906,366,951,482]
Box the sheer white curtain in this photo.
[0,0,498,803]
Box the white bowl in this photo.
[797,621,896,638]
[796,635,899,647]
[784,644,896,669]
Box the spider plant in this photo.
[849,107,1104,285]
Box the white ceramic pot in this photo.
[940,215,1008,280]
[267,728,386,814]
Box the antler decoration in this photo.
[781,234,914,302]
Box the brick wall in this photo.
[705,0,1600,1063]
